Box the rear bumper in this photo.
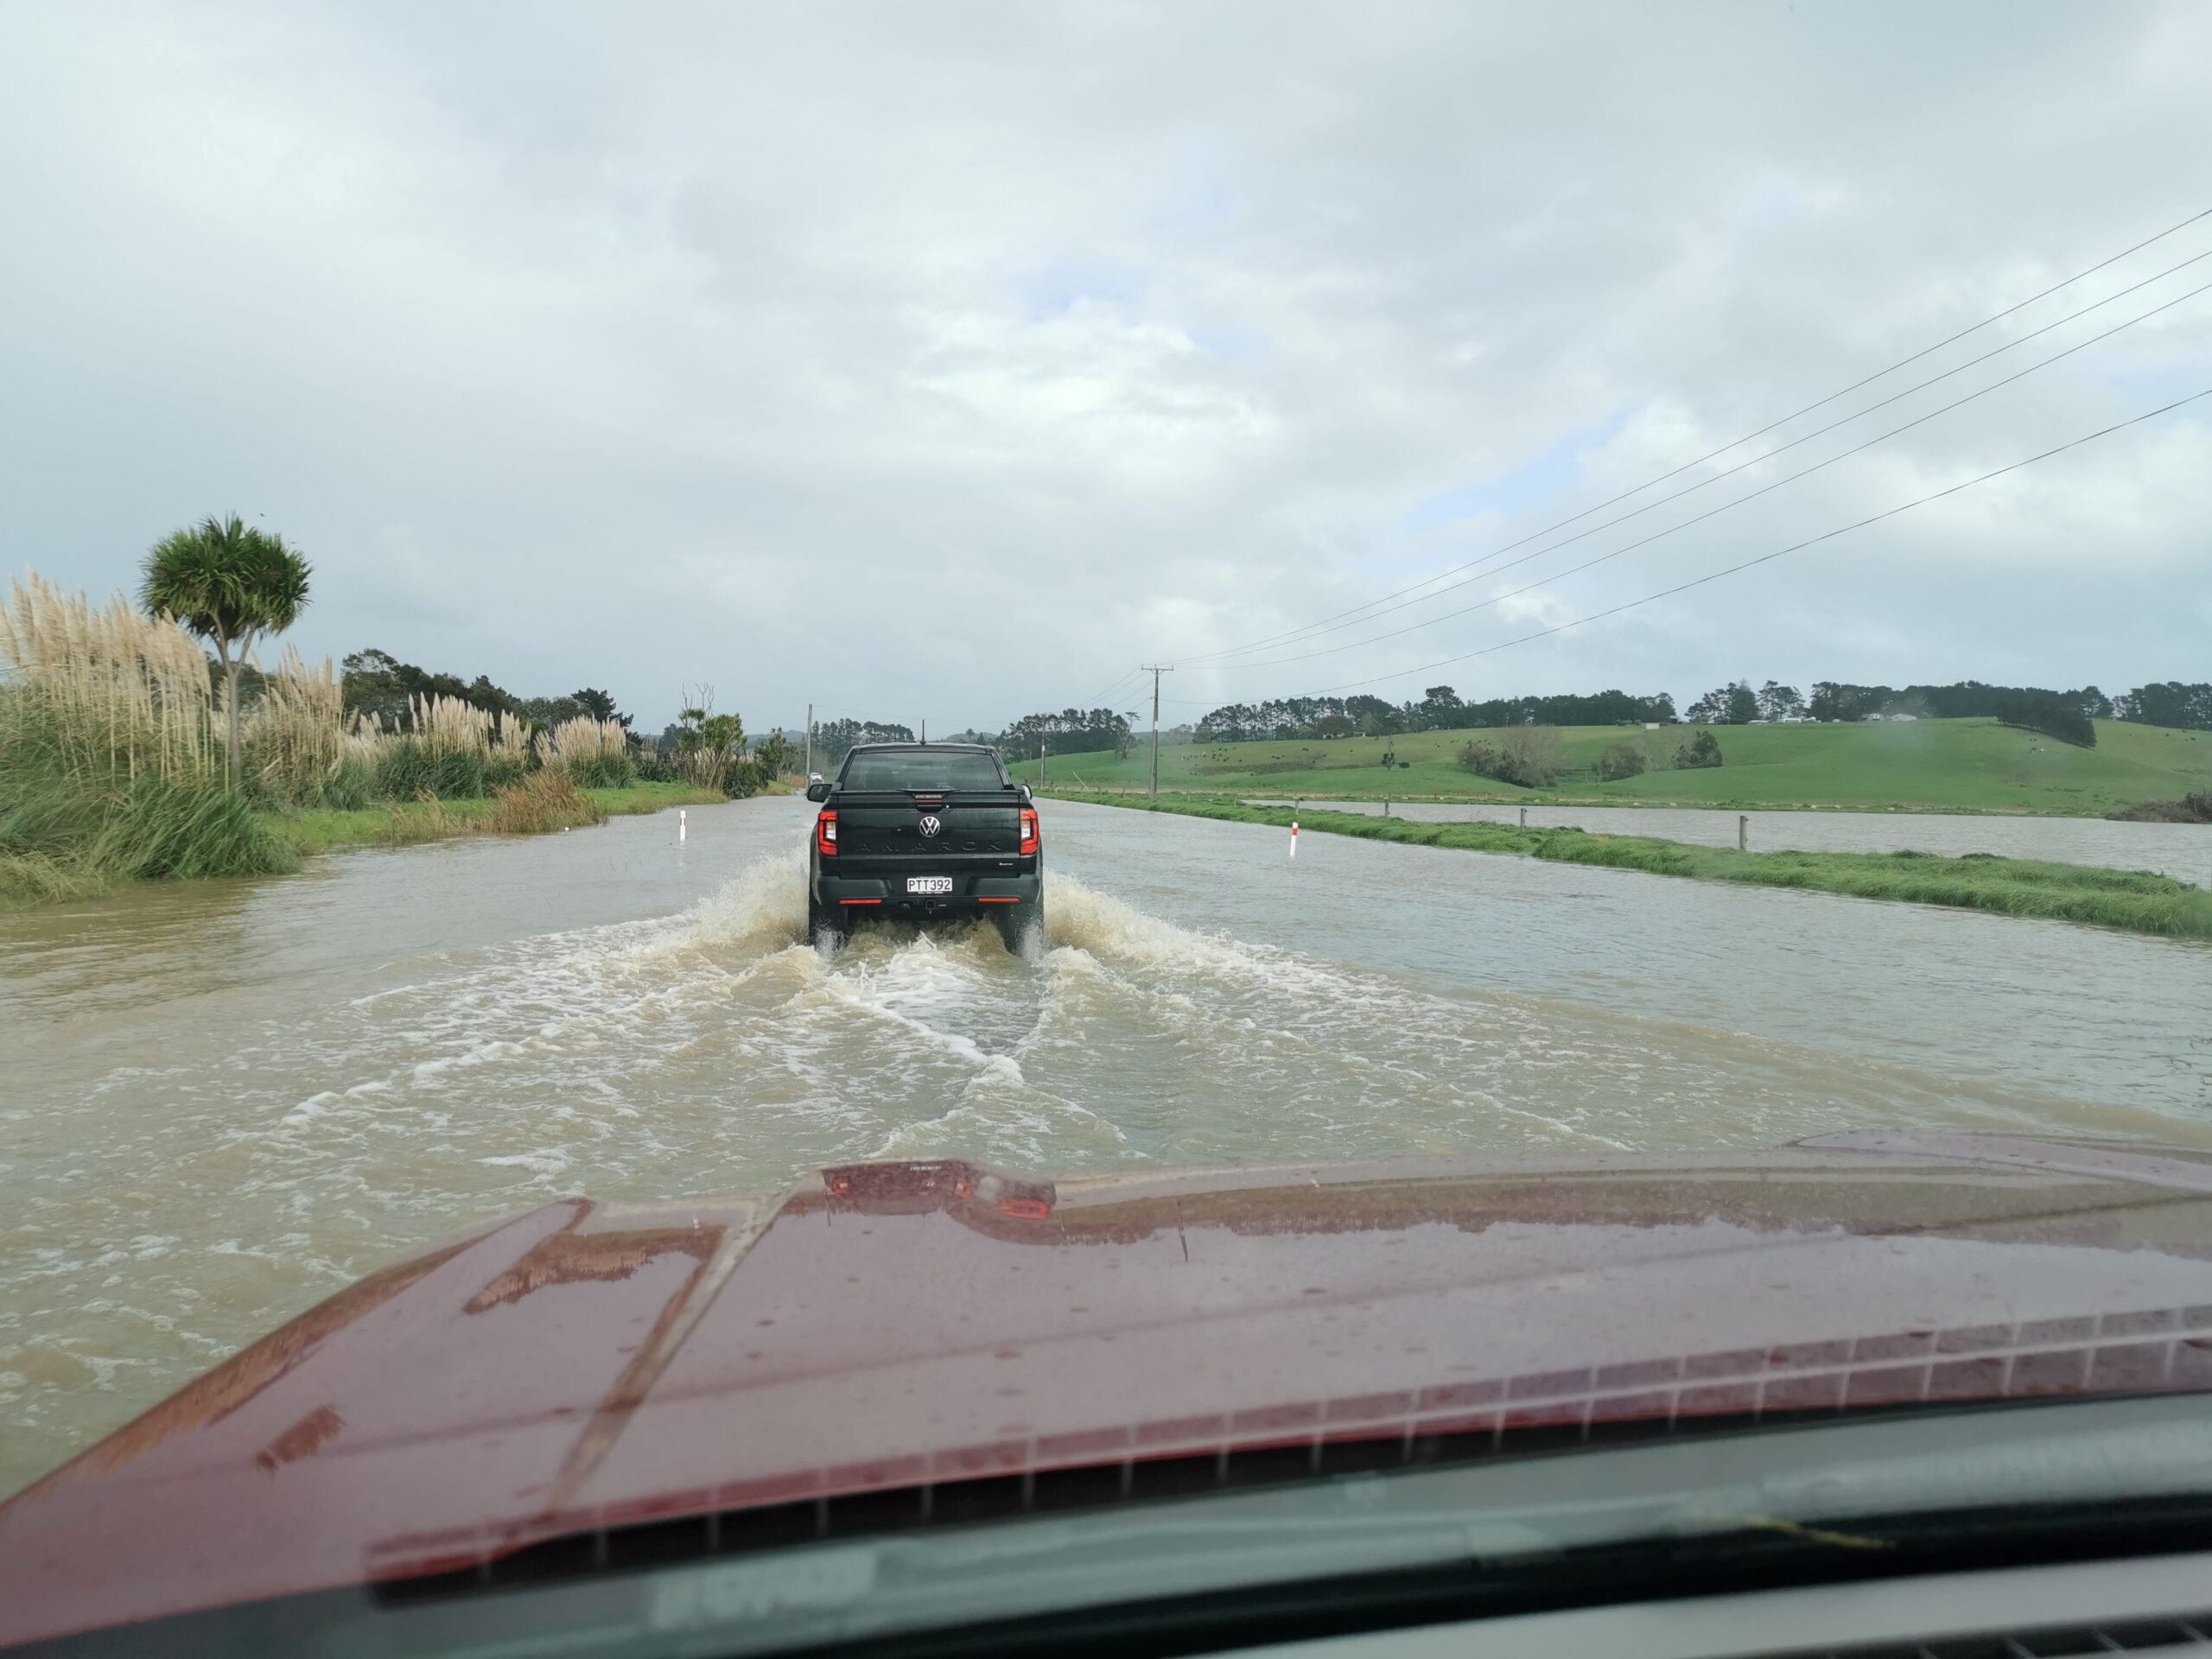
[815,869,1041,921]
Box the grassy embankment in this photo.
[1046,792,2212,942]
[1012,718,2212,817]
[0,575,741,906]
[267,779,724,855]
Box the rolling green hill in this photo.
[1009,718,2212,817]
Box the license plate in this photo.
[906,876,954,895]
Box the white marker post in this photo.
[680,809,688,843]
[1288,820,1299,861]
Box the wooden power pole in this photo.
[1141,665,1173,800]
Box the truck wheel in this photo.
[995,902,1044,957]
[806,898,836,946]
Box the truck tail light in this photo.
[1019,808,1039,855]
[816,810,837,855]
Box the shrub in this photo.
[364,696,537,801]
[569,750,637,790]
[359,693,531,800]
[721,757,769,798]
[1,706,295,889]
[372,737,435,799]
[245,648,344,804]
[1595,741,1647,782]
[373,737,489,800]
[429,748,489,799]
[1455,726,1562,787]
[539,715,632,788]
[92,771,296,880]
[0,576,297,895]
[0,573,221,786]
[2109,791,2212,823]
[487,770,607,835]
[315,760,375,811]
[1675,729,1723,769]
[0,849,101,905]
[381,791,450,846]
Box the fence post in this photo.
[1738,814,1747,853]
[1519,806,1527,829]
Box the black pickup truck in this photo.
[805,743,1042,950]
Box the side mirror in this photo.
[805,781,830,803]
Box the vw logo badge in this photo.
[918,814,943,838]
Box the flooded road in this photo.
[1255,799,2212,887]
[4,797,2211,1497]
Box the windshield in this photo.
[839,747,1007,791]
[3,2,2210,1654]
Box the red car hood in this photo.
[6,1130,2212,1646]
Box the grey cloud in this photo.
[1,1,2205,732]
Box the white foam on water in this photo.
[677,846,811,951]
[478,1148,574,1180]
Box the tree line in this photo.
[347,651,821,783]
[992,708,1134,764]
[340,648,632,737]
[1184,677,2212,742]
[810,718,917,767]
[1193,687,1678,742]
[1800,679,2134,724]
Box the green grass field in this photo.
[265,781,723,856]
[1011,718,2212,817]
[1052,793,2212,942]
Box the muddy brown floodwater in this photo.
[1251,799,2212,886]
[3,797,2209,1496]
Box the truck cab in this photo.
[805,743,1042,950]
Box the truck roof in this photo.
[842,741,995,753]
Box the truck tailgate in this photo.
[829,791,1021,858]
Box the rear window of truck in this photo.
[841,749,1008,791]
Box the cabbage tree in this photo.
[141,514,312,783]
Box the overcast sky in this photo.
[2,2,2206,733]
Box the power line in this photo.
[1310,386,2209,696]
[1171,205,2212,668]
[1190,252,2212,670]
[1190,274,2212,673]
[1065,666,1142,710]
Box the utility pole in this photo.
[804,702,813,777]
[1040,728,1048,786]
[1141,665,1173,800]
[920,718,926,742]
